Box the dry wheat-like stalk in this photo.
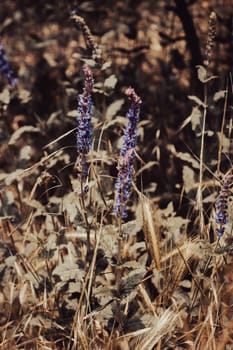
[141,197,160,271]
[132,308,180,350]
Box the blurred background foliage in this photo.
[0,0,232,210]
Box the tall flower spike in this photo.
[0,41,16,87]
[215,173,233,237]
[113,87,142,218]
[76,64,93,191]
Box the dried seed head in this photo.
[71,14,102,62]
[204,11,217,68]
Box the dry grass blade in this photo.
[76,322,89,350]
[128,308,180,350]
[141,196,161,270]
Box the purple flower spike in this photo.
[76,64,93,185]
[113,88,142,218]
[215,173,233,238]
[0,41,17,87]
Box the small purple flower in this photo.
[76,64,93,186]
[113,88,142,218]
[0,41,16,87]
[215,173,233,237]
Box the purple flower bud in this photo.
[113,88,142,218]
[0,41,16,87]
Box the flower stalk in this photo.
[76,64,93,193]
[113,87,141,218]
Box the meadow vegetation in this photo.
[0,1,233,349]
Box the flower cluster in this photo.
[76,64,93,189]
[0,41,16,87]
[113,87,142,218]
[215,173,233,237]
